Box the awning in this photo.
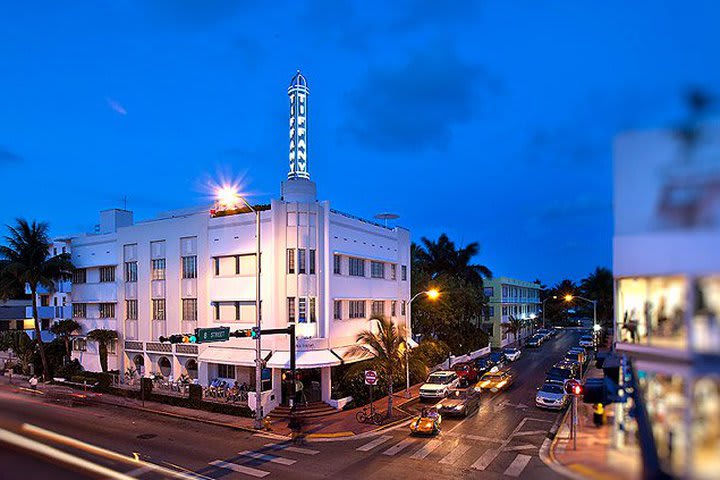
[198,347,271,367]
[266,349,342,369]
[332,345,375,364]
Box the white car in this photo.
[502,347,521,362]
[419,371,460,399]
[578,335,595,348]
[536,382,569,410]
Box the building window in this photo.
[287,248,295,274]
[349,257,365,277]
[99,303,115,318]
[488,306,495,316]
[72,269,87,284]
[401,265,407,281]
[484,287,494,297]
[152,299,166,320]
[218,364,235,379]
[126,300,138,320]
[333,254,342,274]
[333,300,342,320]
[73,338,87,352]
[309,297,316,323]
[309,249,316,275]
[72,303,87,318]
[182,256,197,279]
[391,301,397,317]
[108,340,117,355]
[151,259,166,281]
[99,266,115,283]
[349,300,366,319]
[502,305,508,315]
[124,262,137,283]
[287,297,295,322]
[390,264,397,280]
[213,256,238,276]
[401,300,406,315]
[40,295,50,307]
[371,300,384,316]
[371,261,385,279]
[298,298,307,322]
[298,249,306,274]
[182,299,197,321]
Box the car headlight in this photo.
[455,405,464,411]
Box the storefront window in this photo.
[693,277,720,353]
[692,377,720,478]
[617,276,688,349]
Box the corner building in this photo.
[68,72,411,414]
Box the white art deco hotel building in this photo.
[67,72,411,414]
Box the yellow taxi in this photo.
[409,407,442,435]
[474,368,514,393]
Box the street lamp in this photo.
[541,295,558,329]
[215,186,263,429]
[405,289,440,397]
[563,295,597,332]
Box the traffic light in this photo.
[251,326,260,339]
[231,328,261,339]
[159,333,197,344]
[572,383,583,396]
[564,379,583,396]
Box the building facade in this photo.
[482,277,541,347]
[67,72,411,414]
[613,125,720,478]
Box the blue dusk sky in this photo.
[1,1,718,285]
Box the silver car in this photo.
[535,382,569,410]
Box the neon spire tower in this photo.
[288,70,310,180]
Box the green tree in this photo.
[50,319,81,361]
[580,267,614,328]
[502,315,525,346]
[413,234,492,286]
[0,219,74,380]
[0,331,36,374]
[355,316,416,418]
[86,329,118,373]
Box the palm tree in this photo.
[87,329,118,373]
[413,234,492,286]
[50,319,81,362]
[355,316,413,418]
[0,219,74,380]
[502,315,524,346]
[0,331,36,374]
[580,267,614,328]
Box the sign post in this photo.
[365,370,378,415]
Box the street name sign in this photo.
[195,327,230,344]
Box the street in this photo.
[0,330,582,480]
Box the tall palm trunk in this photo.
[386,374,393,417]
[98,342,108,373]
[31,286,49,380]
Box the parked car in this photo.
[488,352,507,368]
[453,362,479,386]
[526,335,543,348]
[435,388,481,417]
[419,371,461,399]
[567,347,589,366]
[579,335,595,349]
[535,381,569,410]
[474,357,495,374]
[474,369,514,393]
[502,347,521,362]
[545,361,580,384]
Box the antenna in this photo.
[374,213,400,227]
[123,196,128,210]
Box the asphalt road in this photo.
[0,329,585,480]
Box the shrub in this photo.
[55,360,83,379]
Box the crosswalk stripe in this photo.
[439,443,471,465]
[209,460,270,478]
[470,448,500,470]
[409,440,442,460]
[263,443,320,455]
[237,450,296,465]
[382,438,416,456]
[503,444,536,452]
[356,435,392,452]
[503,454,532,477]
[512,430,547,437]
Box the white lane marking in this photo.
[439,443,471,465]
[382,438,416,456]
[237,450,296,465]
[503,453,532,477]
[0,428,135,480]
[443,432,503,443]
[356,435,392,452]
[126,465,154,477]
[512,430,548,437]
[209,460,270,478]
[409,439,442,460]
[471,448,500,470]
[502,444,537,452]
[263,443,320,455]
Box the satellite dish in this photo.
[374,212,400,226]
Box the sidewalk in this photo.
[0,374,419,440]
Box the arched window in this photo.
[158,357,171,377]
[185,359,198,379]
[133,355,145,375]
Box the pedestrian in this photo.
[593,403,604,428]
[29,375,39,391]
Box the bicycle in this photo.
[355,406,383,425]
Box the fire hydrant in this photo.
[593,403,605,428]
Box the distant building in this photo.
[613,124,720,478]
[64,72,411,414]
[482,277,541,347]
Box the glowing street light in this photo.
[426,289,440,300]
[542,295,558,329]
[564,294,574,302]
[405,289,441,397]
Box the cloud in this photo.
[0,146,22,165]
[106,98,127,116]
[344,43,487,152]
